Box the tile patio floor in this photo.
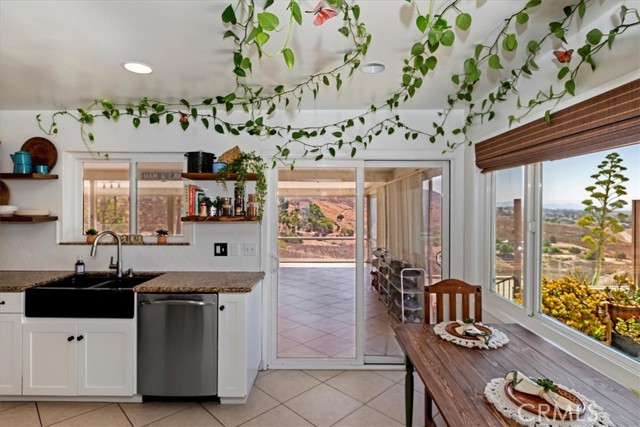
[277,266,403,359]
[0,370,444,426]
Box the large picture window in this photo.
[491,144,639,357]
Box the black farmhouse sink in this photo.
[25,274,160,319]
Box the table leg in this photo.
[404,355,414,427]
[425,392,434,426]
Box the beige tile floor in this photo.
[0,370,445,427]
[278,266,403,359]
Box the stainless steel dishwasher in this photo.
[137,293,218,397]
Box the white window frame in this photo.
[483,161,640,389]
[61,151,189,244]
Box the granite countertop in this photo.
[0,271,264,293]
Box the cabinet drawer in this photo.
[0,292,24,313]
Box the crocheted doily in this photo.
[484,378,614,427]
[433,321,509,349]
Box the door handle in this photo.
[140,300,216,306]
[77,335,84,341]
[67,336,75,342]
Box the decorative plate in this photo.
[0,181,9,204]
[504,380,585,420]
[445,322,493,340]
[21,137,58,170]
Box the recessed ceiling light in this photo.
[122,62,153,74]
[360,62,385,74]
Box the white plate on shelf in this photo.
[14,209,50,217]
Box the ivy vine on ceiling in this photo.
[37,0,639,166]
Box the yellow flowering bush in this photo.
[541,276,608,341]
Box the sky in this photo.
[496,144,639,210]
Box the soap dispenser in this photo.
[75,257,85,275]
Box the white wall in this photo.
[0,109,462,272]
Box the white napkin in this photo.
[505,371,580,414]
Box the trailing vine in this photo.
[36,0,639,164]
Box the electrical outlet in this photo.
[214,243,228,256]
[243,242,257,256]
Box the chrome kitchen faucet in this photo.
[90,231,124,278]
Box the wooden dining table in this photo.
[394,323,639,427]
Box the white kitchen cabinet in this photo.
[0,292,23,395]
[22,319,134,396]
[217,282,262,403]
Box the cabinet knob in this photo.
[219,305,225,311]
[77,335,84,341]
[0,301,5,305]
[67,336,75,342]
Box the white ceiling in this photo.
[0,0,606,111]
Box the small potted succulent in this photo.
[612,315,640,357]
[85,228,99,244]
[155,229,169,245]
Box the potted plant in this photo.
[605,272,639,323]
[218,151,267,217]
[155,229,169,245]
[612,315,640,357]
[85,228,98,244]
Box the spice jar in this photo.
[221,197,233,216]
[247,193,258,217]
[199,202,207,217]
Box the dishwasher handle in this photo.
[140,299,216,306]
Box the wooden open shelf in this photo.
[0,215,58,223]
[0,173,58,180]
[181,216,261,222]
[181,172,258,181]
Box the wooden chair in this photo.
[422,278,483,424]
[424,278,483,323]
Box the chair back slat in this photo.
[425,278,483,323]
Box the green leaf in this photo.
[425,56,437,70]
[221,5,237,24]
[455,13,471,31]
[274,85,284,93]
[516,12,529,25]
[247,27,262,43]
[258,12,279,31]
[451,74,460,84]
[351,147,357,158]
[214,124,224,134]
[578,2,587,18]
[488,54,502,69]
[315,154,323,161]
[474,44,483,60]
[352,4,360,20]
[544,110,552,124]
[525,0,541,8]
[329,147,336,157]
[255,32,270,46]
[527,40,540,53]
[332,131,343,138]
[441,30,455,46]
[222,30,238,40]
[416,15,428,33]
[502,33,517,51]
[464,58,477,74]
[264,0,275,9]
[323,75,330,86]
[181,121,189,131]
[101,100,114,110]
[557,66,570,79]
[180,99,190,108]
[234,67,246,77]
[411,43,425,56]
[338,26,349,37]
[132,117,140,128]
[166,114,174,124]
[291,1,302,25]
[586,28,603,45]
[565,79,576,96]
[283,48,295,68]
[149,113,159,124]
[110,109,119,120]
